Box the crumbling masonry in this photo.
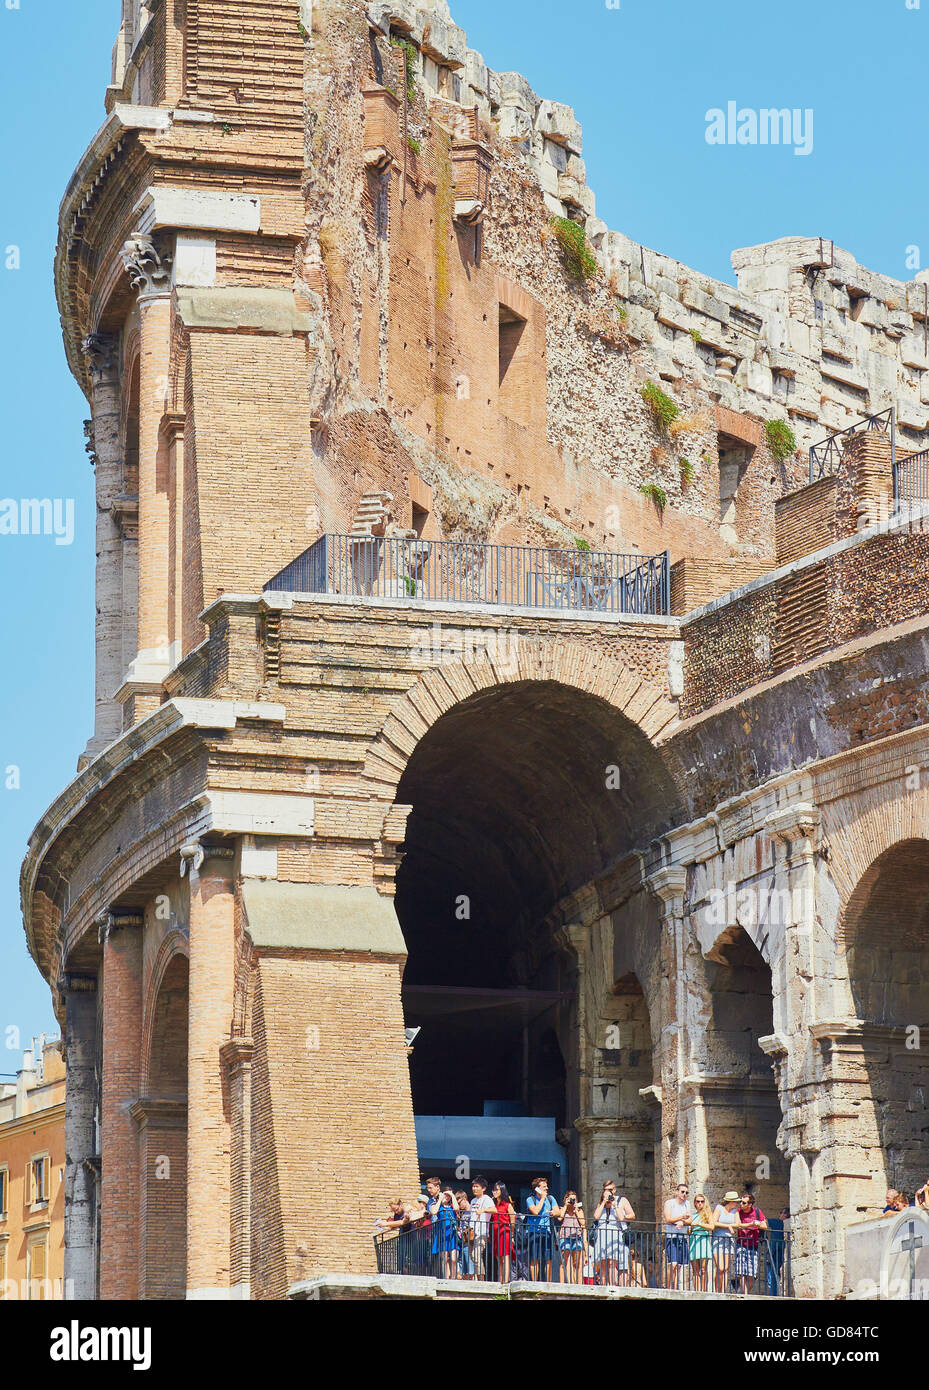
[23,0,929,1299]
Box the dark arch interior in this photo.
[395,680,680,1141]
[845,839,929,1025]
[124,356,140,495]
[149,954,188,1098]
[703,926,790,1208]
[843,840,929,1192]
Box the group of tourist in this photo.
[374,1175,788,1290]
[884,1183,929,1213]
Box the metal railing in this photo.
[894,446,929,505]
[808,407,895,482]
[373,1216,791,1295]
[265,534,671,617]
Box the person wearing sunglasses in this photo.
[663,1182,692,1289]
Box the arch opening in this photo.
[395,678,679,1199]
[843,839,929,1196]
[702,926,790,1213]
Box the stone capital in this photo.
[120,232,173,300]
[179,841,205,879]
[81,332,120,384]
[646,864,687,914]
[130,1097,188,1132]
[58,973,98,995]
[220,1037,255,1079]
[555,923,588,959]
[83,419,99,469]
[758,1032,791,1058]
[765,802,822,855]
[96,909,144,944]
[159,411,187,444]
[637,1082,663,1108]
[180,840,235,879]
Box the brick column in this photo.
[118,233,174,723]
[79,334,124,762]
[221,1039,253,1300]
[61,975,98,1300]
[183,843,235,1299]
[99,911,144,1300]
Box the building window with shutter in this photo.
[26,1237,48,1300]
[29,1154,49,1208]
[0,1166,7,1216]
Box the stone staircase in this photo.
[351,492,394,538]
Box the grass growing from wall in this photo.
[765,419,797,464]
[640,481,668,512]
[550,217,597,281]
[641,380,680,432]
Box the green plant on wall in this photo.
[408,135,422,156]
[689,327,702,343]
[550,217,597,281]
[639,481,668,512]
[765,419,797,464]
[679,456,695,487]
[574,536,591,551]
[640,380,680,432]
[391,36,419,104]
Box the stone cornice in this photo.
[55,103,172,394]
[660,708,929,871]
[21,698,286,980]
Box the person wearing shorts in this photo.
[663,1183,692,1289]
[557,1191,587,1284]
[592,1181,634,1286]
[735,1192,767,1293]
[468,1176,495,1281]
[712,1191,740,1292]
[525,1177,556,1282]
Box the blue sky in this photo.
[0,0,926,1065]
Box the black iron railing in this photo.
[808,408,895,482]
[373,1216,791,1295]
[894,446,929,506]
[265,535,671,617]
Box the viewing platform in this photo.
[265,534,671,618]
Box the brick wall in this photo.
[683,526,929,715]
[669,557,769,615]
[775,476,838,566]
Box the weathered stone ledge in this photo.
[288,1274,785,1301]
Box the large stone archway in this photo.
[838,839,929,1201]
[378,665,682,1202]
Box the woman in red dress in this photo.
[491,1182,516,1284]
